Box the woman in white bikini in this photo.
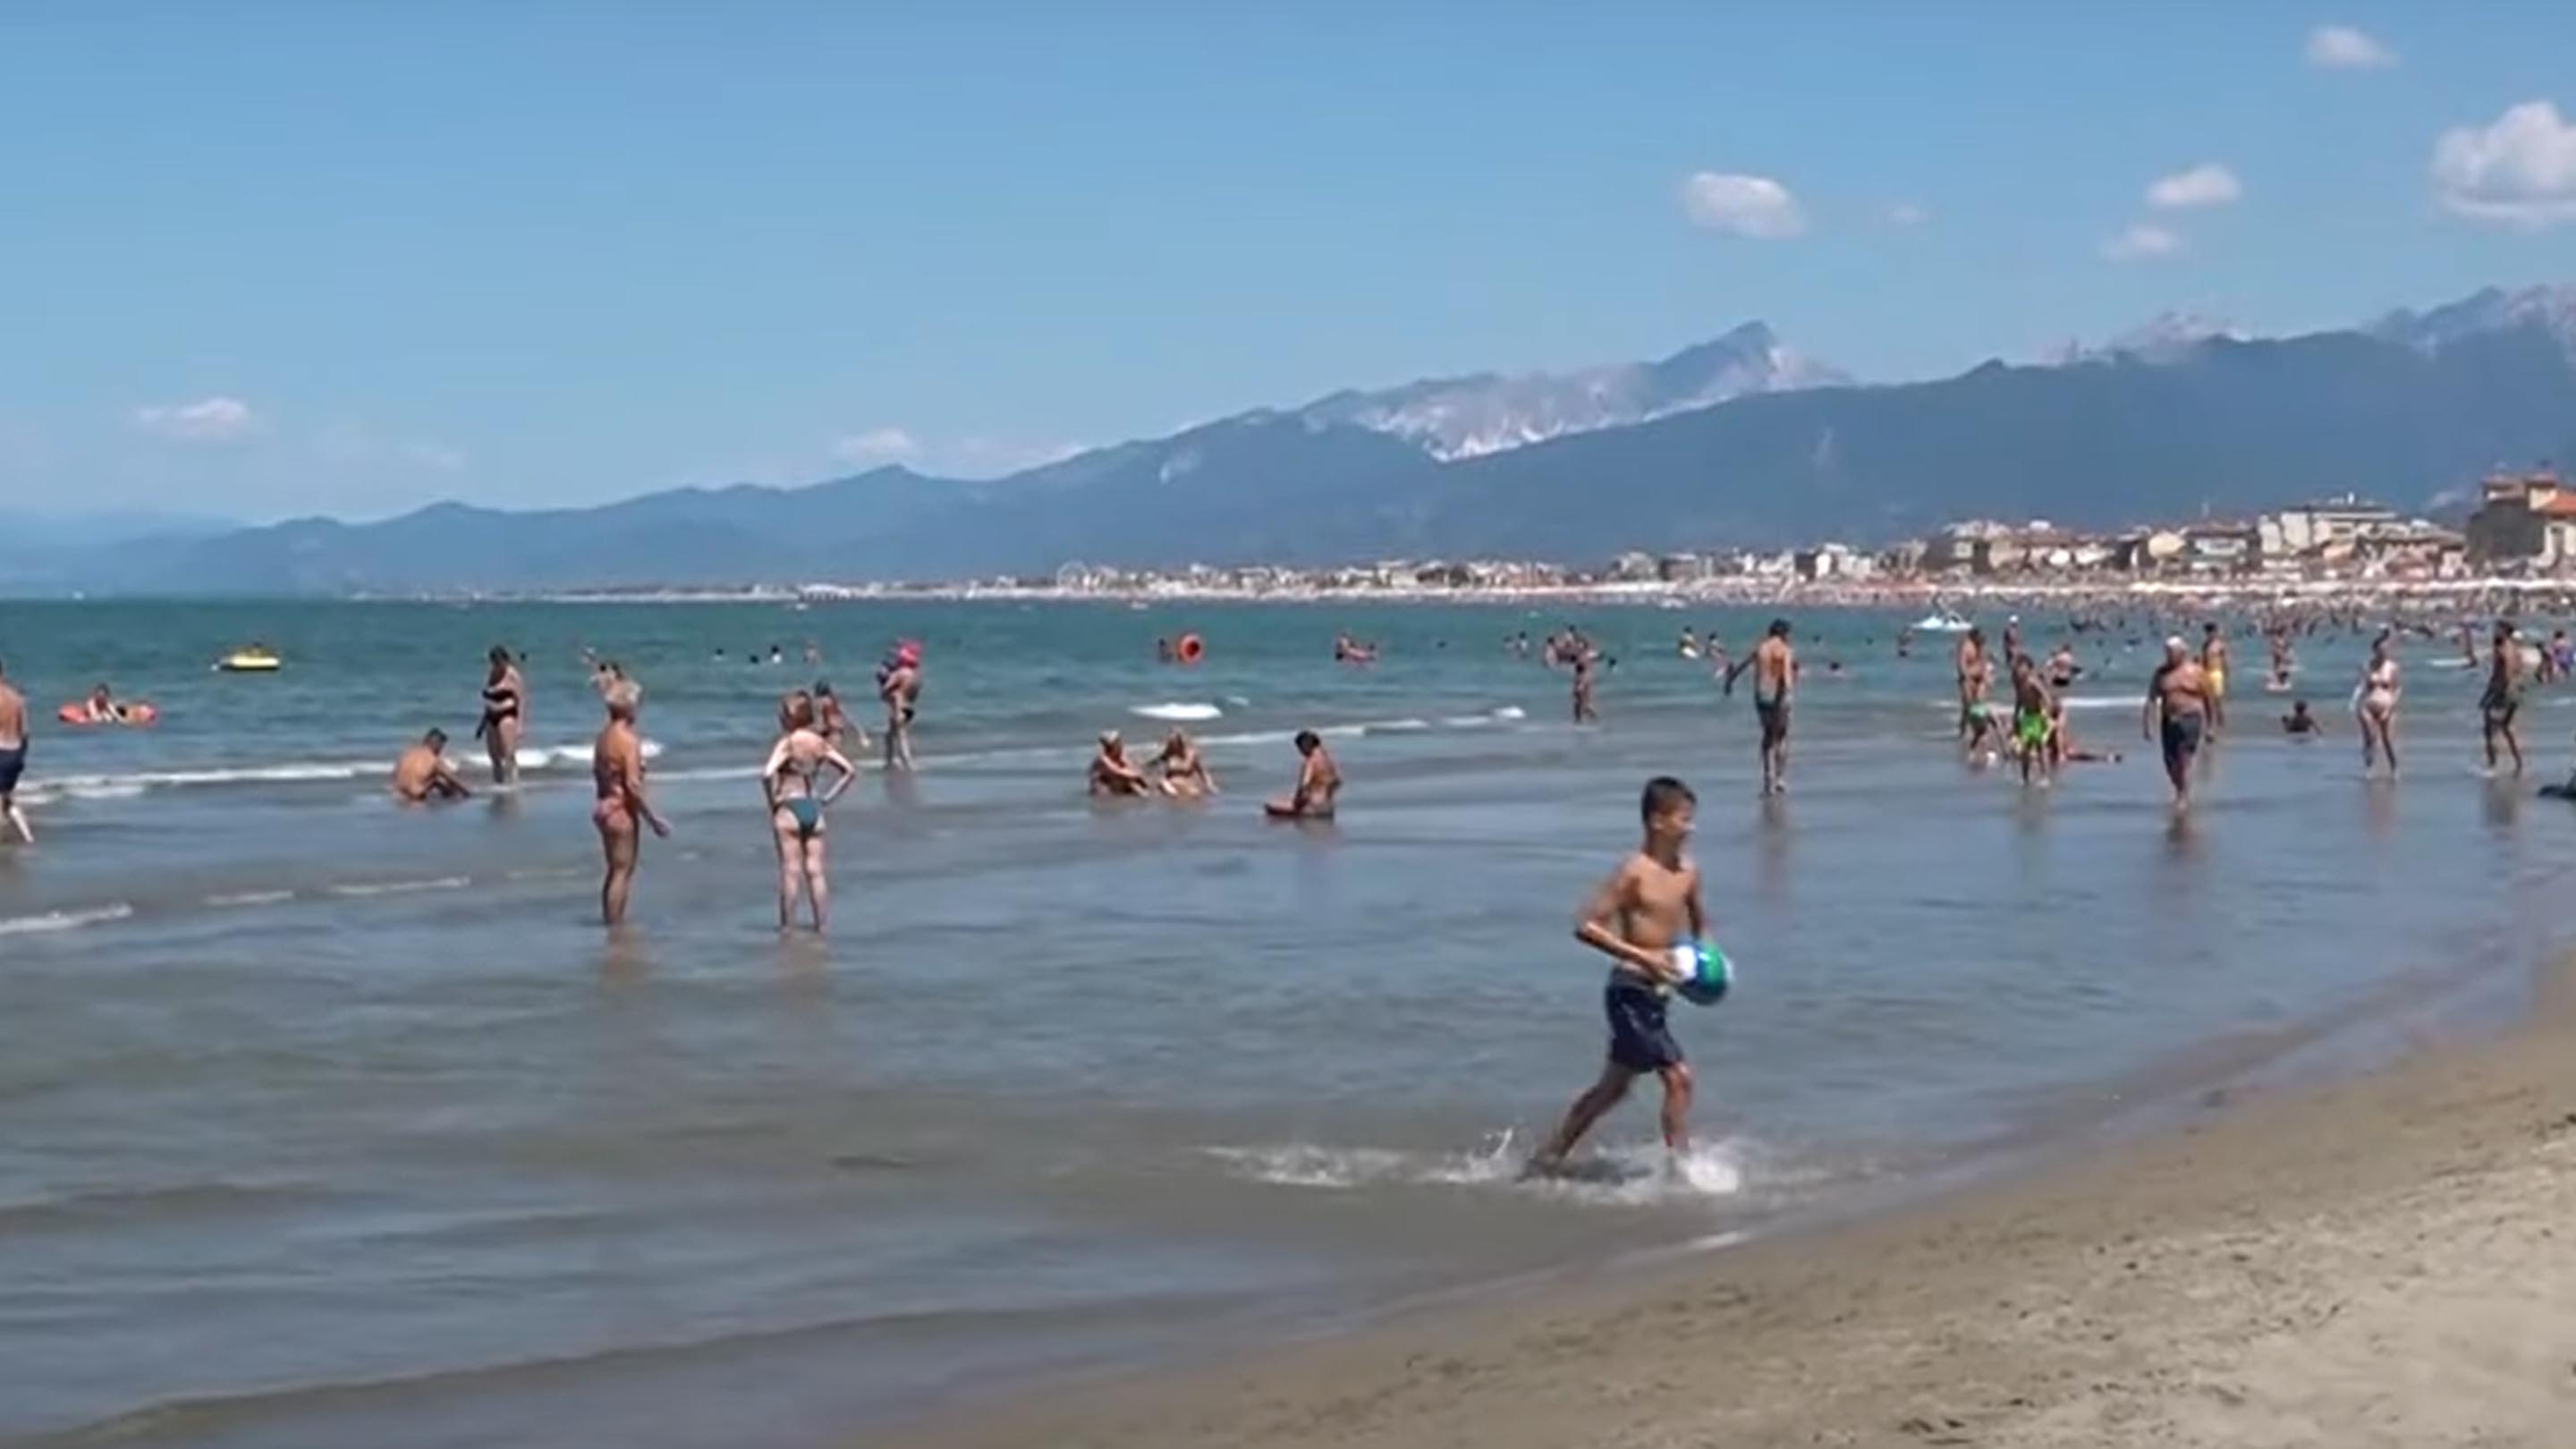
[2354,631,2402,778]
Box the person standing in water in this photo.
[2144,637,2212,810]
[590,682,669,927]
[2481,620,2528,777]
[0,657,30,844]
[762,691,857,933]
[878,643,921,771]
[2009,653,2056,787]
[2356,631,2402,778]
[1954,628,1989,739]
[1724,619,1796,795]
[2199,623,2231,735]
[477,645,525,786]
[1527,775,1704,1177]
[1571,648,1598,724]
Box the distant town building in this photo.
[2466,467,2576,572]
[2258,494,2398,560]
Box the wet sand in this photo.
[892,953,2576,1449]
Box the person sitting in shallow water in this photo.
[1149,727,1217,798]
[2282,699,2323,737]
[1265,730,1340,819]
[391,728,472,803]
[1088,730,1154,798]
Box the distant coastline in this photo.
[521,574,2576,610]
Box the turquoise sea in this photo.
[2,597,2572,1448]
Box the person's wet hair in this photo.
[1293,730,1321,752]
[1640,775,1696,822]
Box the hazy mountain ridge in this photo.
[1296,321,1847,460]
[26,284,2576,594]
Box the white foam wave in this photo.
[0,902,135,936]
[1489,706,1527,722]
[1206,1133,1749,1207]
[327,877,470,899]
[1363,718,1432,733]
[207,890,296,908]
[1131,702,1224,723]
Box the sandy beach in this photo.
[893,953,2576,1449]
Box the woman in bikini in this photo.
[762,691,857,933]
[2355,631,2402,778]
[591,682,669,927]
[478,645,525,785]
[1149,727,1217,799]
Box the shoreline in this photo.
[886,949,2576,1449]
[549,576,2576,609]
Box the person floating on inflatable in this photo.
[58,683,156,727]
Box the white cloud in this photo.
[2306,24,2397,71]
[2432,100,2576,227]
[1885,202,1930,228]
[2146,163,2242,210]
[830,427,922,465]
[132,396,258,442]
[1679,172,1807,239]
[2101,224,2185,261]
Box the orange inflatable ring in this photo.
[1176,633,1204,664]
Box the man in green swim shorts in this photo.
[2008,652,2055,787]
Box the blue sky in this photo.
[5,3,2574,521]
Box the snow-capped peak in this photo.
[1298,322,1848,461]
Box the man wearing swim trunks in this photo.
[2481,620,2527,777]
[2144,637,2212,810]
[0,657,30,843]
[1954,628,1989,740]
[2200,623,2230,734]
[1724,619,1796,795]
[1527,775,1704,1176]
[2009,652,2055,787]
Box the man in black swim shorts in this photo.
[1724,619,1798,796]
[0,655,30,843]
[2143,637,2212,811]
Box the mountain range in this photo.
[21,284,2576,594]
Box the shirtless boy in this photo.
[1528,775,1704,1174]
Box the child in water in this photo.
[1526,775,1703,1176]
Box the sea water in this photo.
[0,597,2570,1447]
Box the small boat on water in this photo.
[1911,611,1974,633]
[215,647,284,674]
